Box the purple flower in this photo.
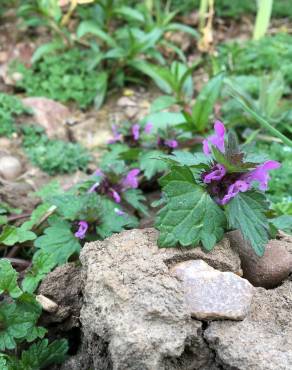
[242,160,281,191]
[204,160,280,205]
[110,189,121,203]
[114,208,125,216]
[88,169,104,193]
[203,164,226,184]
[132,124,140,141]
[122,169,140,189]
[165,139,178,149]
[75,221,88,239]
[94,168,104,177]
[88,182,100,193]
[108,125,123,144]
[144,122,153,134]
[203,120,225,155]
[201,121,281,205]
[220,180,249,205]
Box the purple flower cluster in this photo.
[157,137,179,149]
[108,122,153,144]
[202,121,280,205]
[108,122,180,150]
[74,168,140,239]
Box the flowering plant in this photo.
[71,164,149,240]
[107,121,188,183]
[155,121,281,256]
[108,121,181,151]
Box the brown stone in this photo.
[22,97,71,139]
[227,230,292,288]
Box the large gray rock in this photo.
[80,228,218,370]
[67,228,292,369]
[138,228,241,274]
[171,260,254,320]
[227,230,292,288]
[204,280,292,370]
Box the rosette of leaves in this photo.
[217,33,292,86]
[155,126,281,256]
[0,93,31,137]
[21,125,90,175]
[13,48,105,108]
[0,259,68,368]
[20,180,140,293]
[104,121,193,183]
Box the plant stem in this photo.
[253,0,273,40]
[8,213,31,222]
[236,98,292,147]
[199,0,209,32]
[4,258,30,269]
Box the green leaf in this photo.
[192,73,224,131]
[141,111,186,130]
[150,95,177,113]
[34,216,80,265]
[0,201,21,215]
[0,216,7,226]
[129,61,173,94]
[100,144,128,170]
[31,40,64,63]
[227,83,292,148]
[156,166,226,250]
[18,339,68,369]
[0,224,36,247]
[34,180,62,201]
[211,146,254,173]
[77,21,117,47]
[225,191,269,256]
[96,199,138,239]
[170,61,194,99]
[166,150,210,167]
[139,150,168,180]
[114,6,145,22]
[0,293,45,351]
[0,355,10,370]
[160,39,186,62]
[50,193,101,222]
[22,251,56,293]
[270,215,292,234]
[119,147,141,161]
[94,71,108,110]
[123,189,149,216]
[165,23,199,39]
[23,203,54,230]
[0,259,22,298]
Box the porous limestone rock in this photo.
[204,280,292,370]
[63,228,292,369]
[80,228,219,370]
[171,260,254,320]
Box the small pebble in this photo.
[36,294,58,313]
[0,155,22,180]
